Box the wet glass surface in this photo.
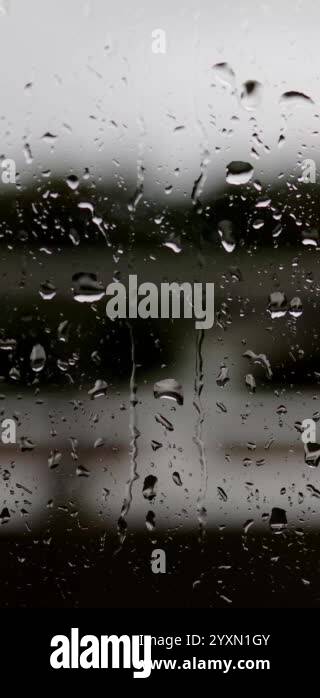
[1,0,320,608]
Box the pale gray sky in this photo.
[0,0,319,200]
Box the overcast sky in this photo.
[0,0,319,200]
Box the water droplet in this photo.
[153,378,184,405]
[58,320,69,343]
[302,229,318,247]
[240,80,263,110]
[216,365,229,387]
[151,440,162,451]
[226,161,253,185]
[172,471,182,486]
[69,228,80,246]
[269,507,287,532]
[72,272,105,303]
[162,240,182,254]
[218,220,236,252]
[20,437,35,452]
[0,507,10,524]
[279,90,314,107]
[289,296,302,318]
[0,338,16,352]
[229,266,242,281]
[217,486,228,502]
[24,82,33,96]
[66,174,79,191]
[306,484,320,498]
[267,291,287,319]
[155,414,174,431]
[76,464,90,477]
[243,518,254,534]
[243,350,273,378]
[88,380,108,399]
[41,132,57,143]
[276,404,287,416]
[91,350,101,365]
[39,280,56,300]
[23,143,33,164]
[245,374,256,392]
[48,450,62,469]
[304,442,320,468]
[212,62,236,89]
[142,475,157,500]
[252,219,264,230]
[30,344,46,372]
[272,223,282,238]
[146,510,156,531]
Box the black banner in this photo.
[0,609,314,683]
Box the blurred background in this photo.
[0,0,320,607]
